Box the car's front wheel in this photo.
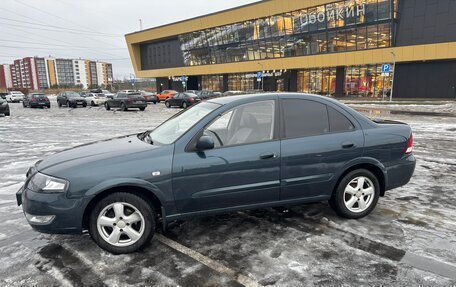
[89,192,156,254]
[329,169,380,219]
[105,102,111,110]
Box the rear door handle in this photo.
[342,142,355,149]
[260,152,276,160]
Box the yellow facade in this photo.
[47,59,57,86]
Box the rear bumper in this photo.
[30,102,50,108]
[126,103,147,109]
[17,186,87,234]
[0,105,9,114]
[385,154,416,191]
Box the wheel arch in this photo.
[332,161,387,198]
[82,185,164,230]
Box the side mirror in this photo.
[107,95,114,99]
[196,135,214,151]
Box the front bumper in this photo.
[385,154,416,191]
[17,186,88,234]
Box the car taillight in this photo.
[44,98,49,101]
[405,133,413,154]
[188,97,194,102]
[31,98,37,102]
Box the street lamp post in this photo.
[257,62,264,91]
[390,52,396,102]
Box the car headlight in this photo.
[27,172,69,193]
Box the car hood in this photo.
[37,135,158,173]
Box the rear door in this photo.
[279,96,364,201]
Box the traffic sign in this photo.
[180,76,188,82]
[381,64,391,76]
[256,72,263,79]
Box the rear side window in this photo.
[282,99,329,138]
[328,106,355,132]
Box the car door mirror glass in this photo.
[196,135,214,151]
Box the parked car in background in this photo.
[0,92,8,99]
[105,91,147,111]
[165,92,200,108]
[23,93,50,108]
[199,90,220,99]
[140,91,157,104]
[0,97,10,116]
[102,89,115,99]
[85,93,107,106]
[57,91,87,108]
[222,90,245,97]
[6,91,25,103]
[156,90,177,102]
[16,93,416,254]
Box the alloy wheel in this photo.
[343,176,375,213]
[96,202,145,247]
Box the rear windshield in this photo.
[33,94,46,98]
[67,92,80,97]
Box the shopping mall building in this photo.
[126,0,456,99]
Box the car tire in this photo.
[105,103,111,110]
[5,111,10,116]
[182,102,188,109]
[121,103,127,111]
[83,102,87,108]
[22,102,26,108]
[67,101,71,108]
[58,101,62,107]
[165,101,170,108]
[88,192,156,254]
[329,169,380,219]
[91,101,95,106]
[153,101,157,105]
[139,107,145,111]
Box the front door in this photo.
[172,99,281,213]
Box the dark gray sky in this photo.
[0,0,260,79]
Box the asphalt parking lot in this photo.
[1,100,455,286]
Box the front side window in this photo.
[282,99,329,138]
[150,102,220,145]
[204,100,275,148]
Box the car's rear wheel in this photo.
[329,169,380,219]
[182,102,188,109]
[165,101,170,108]
[139,107,145,111]
[58,101,62,107]
[121,103,127,111]
[5,111,10,116]
[105,102,111,110]
[89,192,156,254]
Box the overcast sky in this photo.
[0,0,260,79]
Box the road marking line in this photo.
[155,234,263,287]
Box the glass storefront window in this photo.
[202,75,224,92]
[166,0,395,68]
[298,64,393,98]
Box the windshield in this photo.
[148,102,220,145]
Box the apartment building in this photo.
[0,56,113,90]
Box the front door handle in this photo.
[342,142,355,149]
[260,152,277,160]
